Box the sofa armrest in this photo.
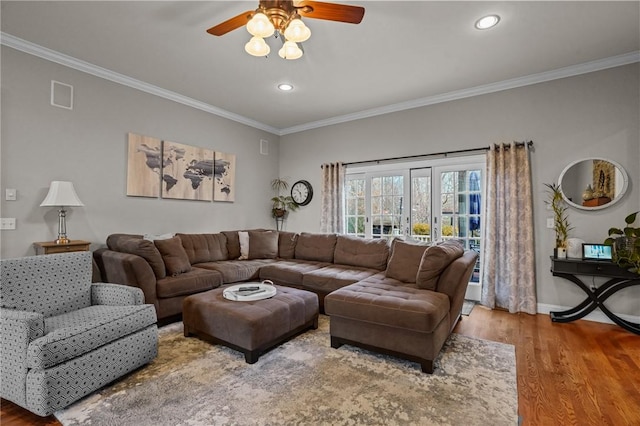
[91,283,145,306]
[437,250,478,329]
[1,308,45,406]
[96,249,158,309]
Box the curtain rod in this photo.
[342,140,533,167]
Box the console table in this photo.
[550,257,639,334]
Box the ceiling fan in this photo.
[206,1,365,60]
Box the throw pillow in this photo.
[154,236,192,276]
[334,235,390,270]
[142,232,175,241]
[113,236,166,280]
[385,240,431,283]
[248,230,279,259]
[294,233,337,263]
[416,240,465,290]
[278,231,299,259]
[238,231,250,260]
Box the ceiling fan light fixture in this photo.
[475,14,500,30]
[284,18,311,43]
[247,12,275,38]
[245,36,270,57]
[278,40,303,60]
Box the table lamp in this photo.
[40,181,84,244]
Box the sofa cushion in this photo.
[238,231,250,260]
[248,230,279,259]
[324,280,450,333]
[416,240,465,290]
[295,233,337,263]
[385,240,431,283]
[109,235,166,280]
[334,235,389,270]
[278,231,299,259]
[156,268,222,298]
[154,236,192,276]
[194,259,276,284]
[301,265,378,293]
[177,233,228,264]
[27,304,156,369]
[222,230,241,259]
[259,260,329,287]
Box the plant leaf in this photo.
[624,211,638,225]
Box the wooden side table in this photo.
[33,240,91,255]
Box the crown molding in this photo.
[0,32,281,135]
[2,32,638,137]
[279,51,640,135]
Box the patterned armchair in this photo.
[1,251,158,416]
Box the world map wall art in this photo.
[126,132,236,202]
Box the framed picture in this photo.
[161,141,214,201]
[214,152,236,202]
[126,133,161,197]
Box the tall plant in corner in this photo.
[545,183,572,257]
[604,211,640,274]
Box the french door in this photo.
[344,156,485,300]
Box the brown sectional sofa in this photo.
[94,229,478,372]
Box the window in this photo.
[345,175,366,237]
[344,155,485,298]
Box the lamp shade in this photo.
[278,41,303,60]
[246,12,275,38]
[245,36,271,56]
[40,181,84,207]
[284,19,311,43]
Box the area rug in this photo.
[55,316,517,426]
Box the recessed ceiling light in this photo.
[278,83,294,91]
[475,15,500,30]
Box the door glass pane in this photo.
[345,177,365,237]
[411,174,431,243]
[440,168,482,283]
[371,175,404,239]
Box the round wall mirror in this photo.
[558,158,628,210]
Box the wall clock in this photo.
[291,180,313,206]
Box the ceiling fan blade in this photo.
[297,1,365,24]
[206,10,253,36]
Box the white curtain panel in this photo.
[481,143,537,314]
[320,162,345,233]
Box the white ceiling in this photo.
[2,1,639,135]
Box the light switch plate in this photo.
[546,218,555,229]
[0,218,16,230]
[5,189,17,201]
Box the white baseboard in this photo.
[537,303,640,326]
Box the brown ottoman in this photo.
[183,285,319,363]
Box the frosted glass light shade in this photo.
[246,12,275,38]
[284,19,311,43]
[245,36,271,56]
[40,181,84,207]
[278,41,303,60]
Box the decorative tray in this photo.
[223,280,277,301]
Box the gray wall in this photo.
[279,64,640,316]
[0,47,279,258]
[2,44,638,317]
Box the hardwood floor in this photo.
[2,306,639,426]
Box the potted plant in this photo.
[604,211,640,274]
[545,183,572,258]
[271,178,299,218]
